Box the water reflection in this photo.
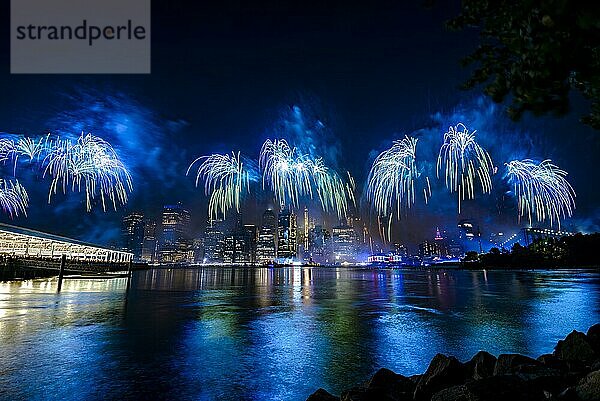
[0,268,599,401]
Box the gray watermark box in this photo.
[11,0,150,74]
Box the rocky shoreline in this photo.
[307,323,600,401]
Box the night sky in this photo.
[0,1,598,249]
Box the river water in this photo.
[1,267,599,400]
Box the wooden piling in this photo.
[57,254,66,292]
[126,260,133,290]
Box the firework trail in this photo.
[505,159,576,229]
[309,158,350,217]
[43,133,132,212]
[15,136,48,162]
[259,138,349,217]
[0,139,16,163]
[187,152,251,221]
[366,136,419,219]
[0,179,28,217]
[437,123,494,213]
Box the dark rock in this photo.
[514,364,568,394]
[307,388,340,401]
[368,368,415,399]
[557,387,579,401]
[409,374,422,383]
[430,385,469,401]
[575,370,600,401]
[494,354,539,376]
[465,351,497,380]
[340,386,399,401]
[538,354,569,372]
[564,360,590,376]
[414,354,466,401]
[431,375,545,401]
[554,330,595,363]
[586,324,600,355]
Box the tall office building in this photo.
[203,218,225,263]
[223,213,240,263]
[257,209,277,263]
[159,203,192,263]
[303,207,309,250]
[224,232,245,263]
[243,224,258,264]
[332,224,356,263]
[277,208,297,259]
[419,240,437,259]
[141,219,158,263]
[122,212,145,261]
[434,227,448,257]
[308,225,331,264]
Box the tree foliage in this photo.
[470,233,600,268]
[448,0,600,129]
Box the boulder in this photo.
[538,354,569,372]
[368,368,415,399]
[340,387,399,401]
[574,370,600,401]
[493,354,539,376]
[430,385,469,401]
[514,364,568,394]
[414,354,466,401]
[307,388,340,401]
[465,351,497,380]
[431,375,545,401]
[586,324,600,355]
[554,330,595,363]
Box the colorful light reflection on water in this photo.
[1,267,599,401]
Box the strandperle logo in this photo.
[11,0,150,74]
[15,20,147,47]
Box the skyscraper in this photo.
[203,218,225,263]
[277,208,297,259]
[243,224,258,264]
[257,209,277,263]
[332,224,356,263]
[122,212,145,261]
[141,219,158,263]
[159,203,192,263]
[222,213,244,264]
[308,225,331,264]
[303,207,309,250]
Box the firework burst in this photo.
[259,138,349,217]
[187,152,251,221]
[43,133,132,212]
[367,136,419,219]
[0,179,29,217]
[437,123,494,212]
[505,159,575,228]
[0,138,17,162]
[15,135,48,162]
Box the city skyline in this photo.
[120,200,557,265]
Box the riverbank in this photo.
[307,323,600,401]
